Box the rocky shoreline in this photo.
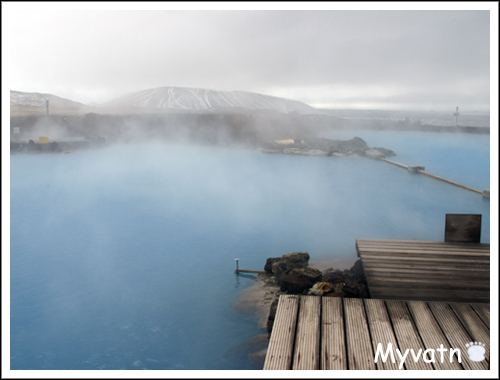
[232,251,369,369]
[10,137,107,154]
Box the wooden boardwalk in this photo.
[263,295,490,370]
[356,239,490,303]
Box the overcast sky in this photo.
[3,3,497,112]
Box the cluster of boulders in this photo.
[264,251,368,297]
[264,252,322,294]
[264,251,369,333]
[262,137,396,158]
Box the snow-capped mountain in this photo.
[100,87,319,114]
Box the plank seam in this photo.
[318,296,323,371]
[342,297,349,370]
[289,295,300,369]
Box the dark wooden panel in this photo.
[445,214,482,243]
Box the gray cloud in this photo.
[5,6,492,111]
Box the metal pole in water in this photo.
[453,106,459,127]
[235,258,239,273]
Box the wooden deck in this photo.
[356,239,490,303]
[263,295,490,370]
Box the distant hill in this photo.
[10,90,92,116]
[98,87,319,115]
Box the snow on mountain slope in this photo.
[100,87,319,114]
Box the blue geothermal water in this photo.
[10,131,490,370]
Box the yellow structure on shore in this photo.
[38,137,49,143]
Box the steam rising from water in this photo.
[10,134,490,370]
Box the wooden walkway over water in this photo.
[378,158,490,197]
[356,239,490,303]
[263,295,490,370]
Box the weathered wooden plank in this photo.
[368,283,489,303]
[406,301,462,370]
[356,239,490,249]
[364,267,490,276]
[361,260,489,271]
[359,252,490,262]
[428,301,487,370]
[357,242,490,251]
[363,276,488,290]
[367,287,489,298]
[356,242,491,251]
[364,299,402,370]
[263,295,299,370]
[359,255,489,265]
[364,274,489,286]
[321,297,347,370]
[359,249,490,259]
[449,303,490,349]
[470,303,490,328]
[292,296,321,370]
[368,287,489,303]
[385,300,434,370]
[360,255,489,264]
[358,248,491,256]
[343,298,376,370]
[361,261,489,270]
[357,246,490,255]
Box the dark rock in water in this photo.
[49,141,59,152]
[321,259,369,298]
[322,269,345,285]
[270,251,310,280]
[267,298,279,322]
[264,257,280,274]
[266,297,280,333]
[27,139,37,152]
[350,136,369,149]
[280,267,322,294]
[349,259,365,280]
